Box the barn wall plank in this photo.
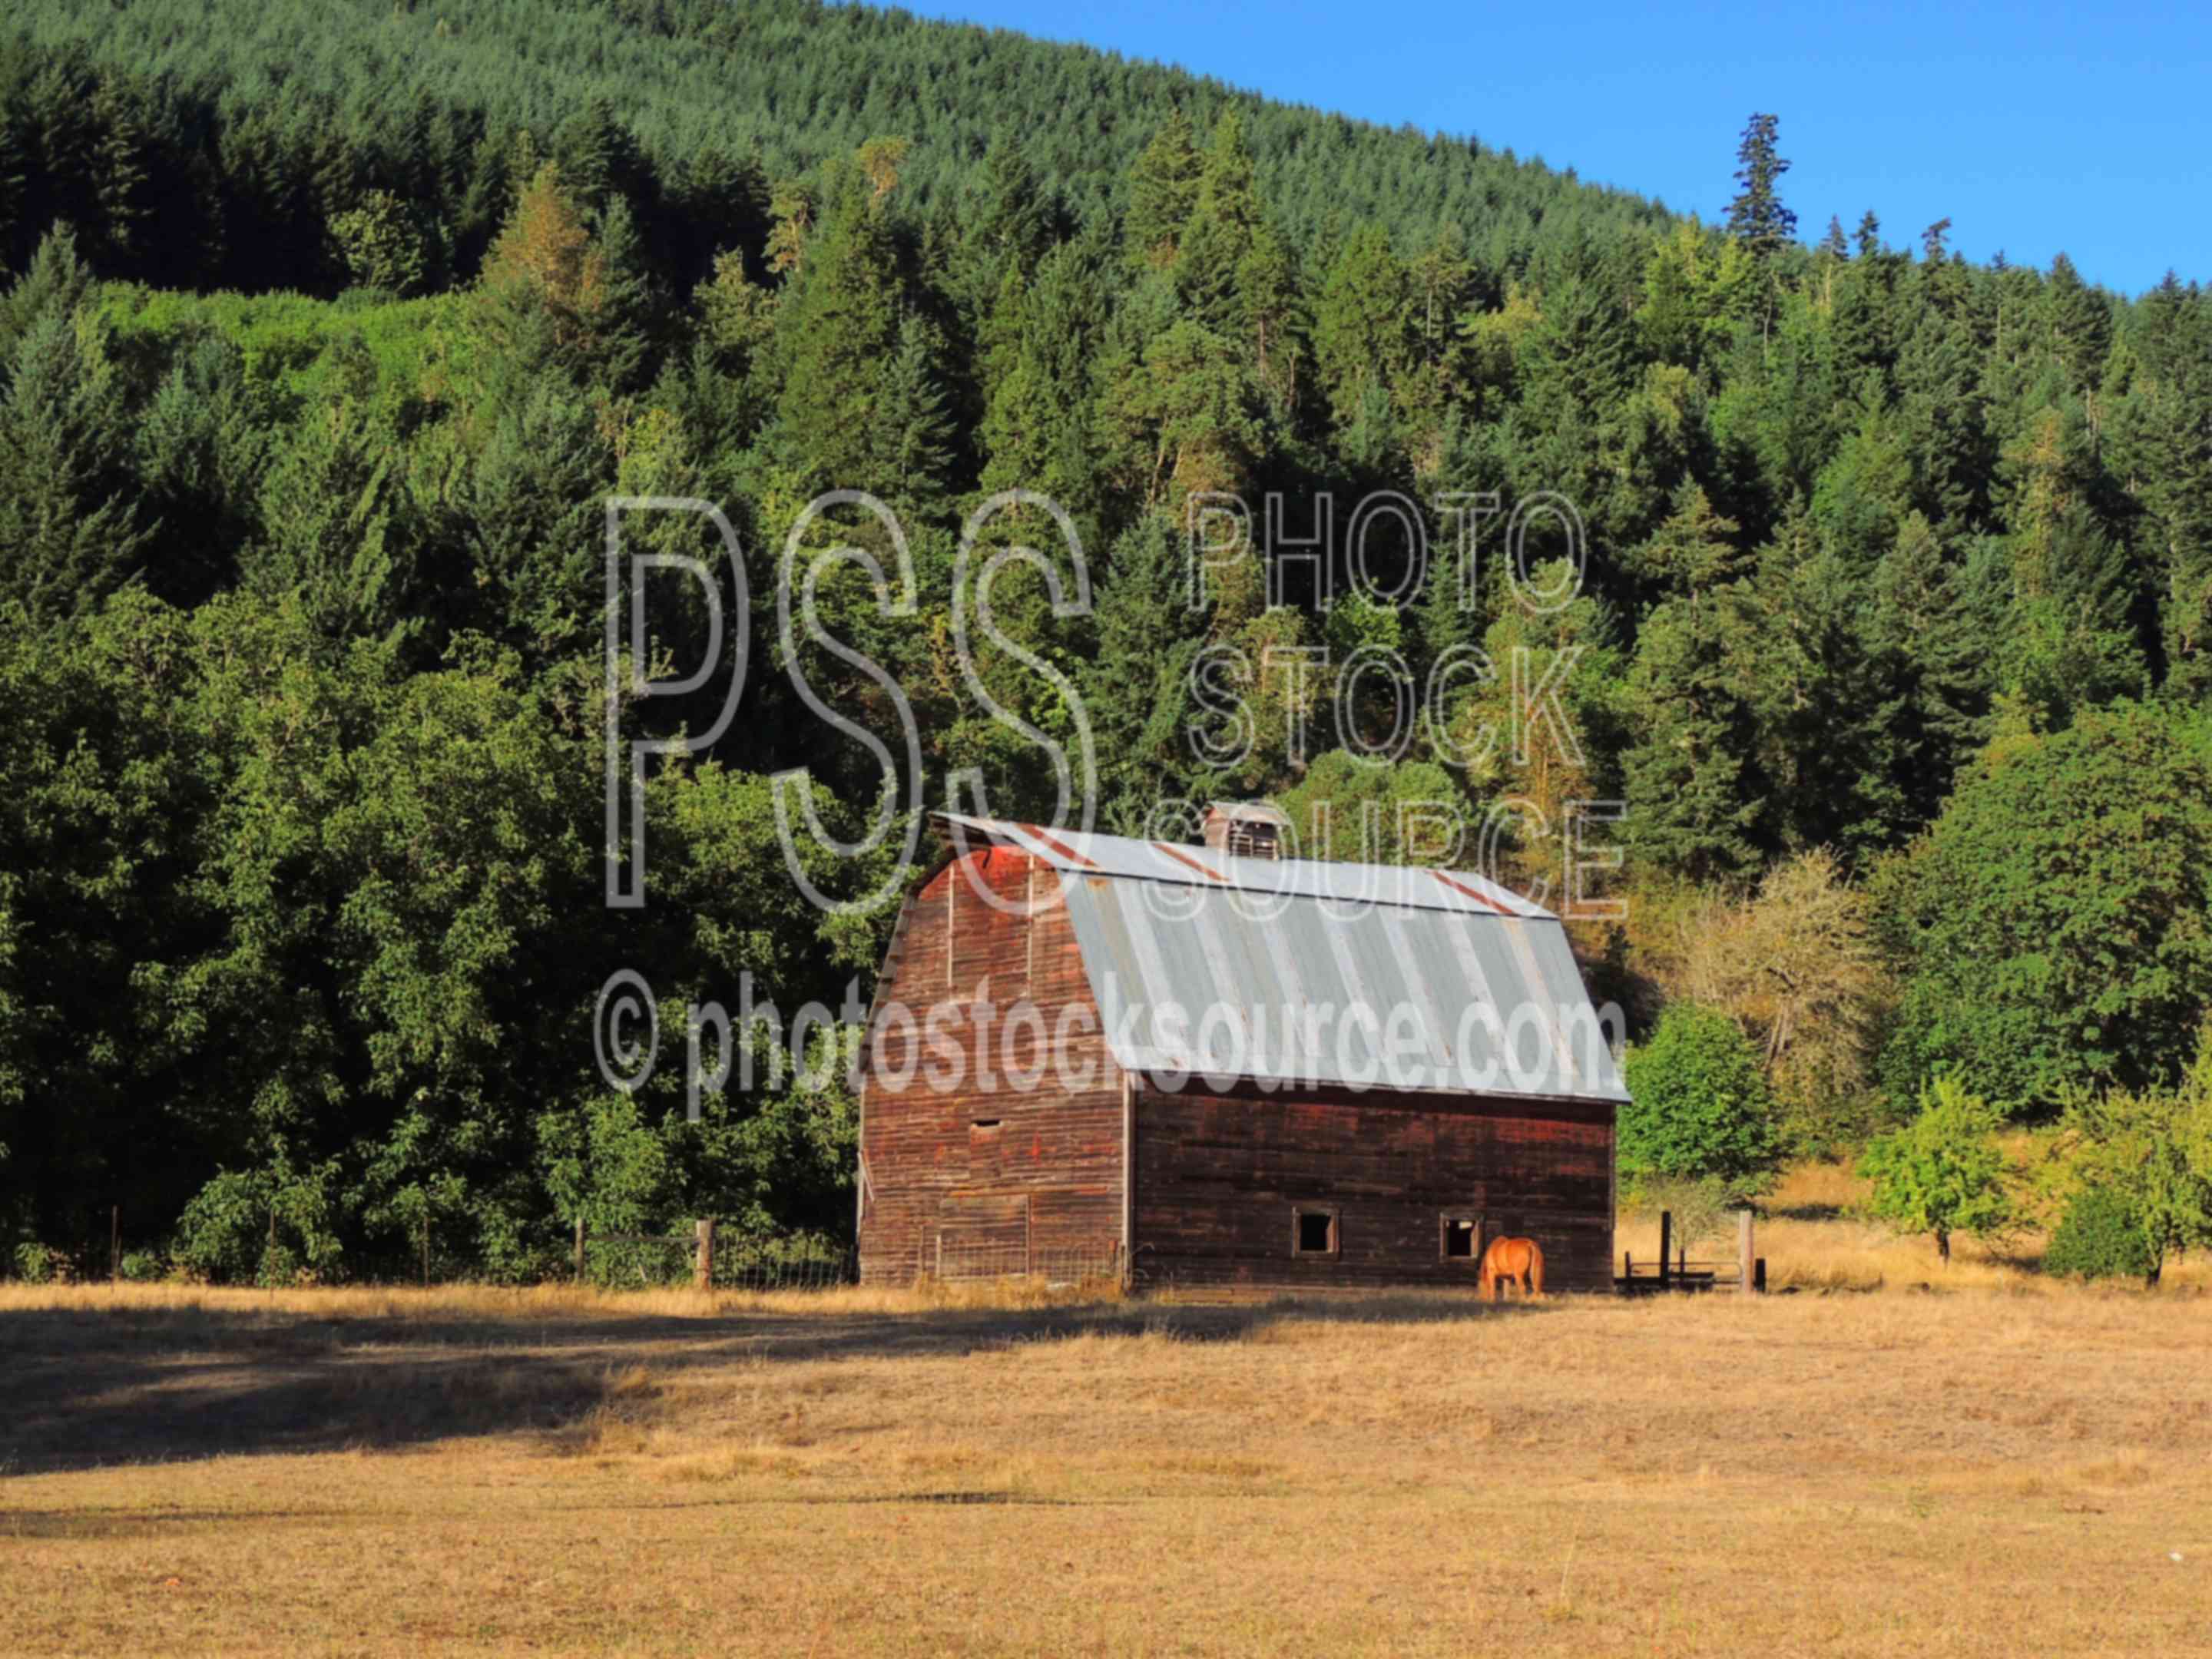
[1131,1082,1616,1294]
[856,849,1124,1282]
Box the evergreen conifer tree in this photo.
[771,157,903,492]
[0,307,151,617]
[1724,113,1797,261]
[1124,111,1202,271]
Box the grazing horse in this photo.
[1478,1236,1544,1301]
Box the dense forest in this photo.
[3,0,2210,1283]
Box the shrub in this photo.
[1623,1173,1736,1250]
[2055,1034,2212,1286]
[13,1240,54,1283]
[1858,1077,2018,1264]
[2042,1184,2155,1282]
[257,1242,302,1289]
[175,1172,273,1283]
[1619,1002,1780,1194]
[176,1169,343,1284]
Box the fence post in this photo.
[1738,1209,1754,1296]
[694,1217,714,1290]
[111,1205,121,1284]
[575,1217,586,1283]
[1657,1211,1671,1288]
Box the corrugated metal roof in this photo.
[935,811,1551,918]
[936,814,1627,1104]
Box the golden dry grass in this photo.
[1621,1155,2212,1295]
[5,1225,2212,1656]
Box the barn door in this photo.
[934,1194,1030,1280]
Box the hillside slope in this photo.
[2,0,1672,292]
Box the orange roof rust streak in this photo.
[1151,843,1229,882]
[1429,869,1510,913]
[1015,822,1102,869]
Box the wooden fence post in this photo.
[1657,1211,1671,1288]
[694,1217,714,1290]
[575,1217,587,1283]
[1739,1209,1754,1296]
[111,1205,121,1283]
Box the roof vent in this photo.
[1201,801,1290,862]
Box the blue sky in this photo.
[889,0,2210,295]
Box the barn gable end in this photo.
[856,844,1126,1284]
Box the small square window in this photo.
[1442,1216,1479,1260]
[1293,1207,1338,1256]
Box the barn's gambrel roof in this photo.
[935,814,1629,1105]
[938,812,1549,916]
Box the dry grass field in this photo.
[6,1198,2212,1657]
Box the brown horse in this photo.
[1477,1236,1544,1301]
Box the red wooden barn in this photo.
[853,806,1628,1293]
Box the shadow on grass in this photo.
[1767,1202,1850,1223]
[0,1290,1553,1476]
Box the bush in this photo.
[176,1169,343,1284]
[174,1173,272,1283]
[2043,1184,2155,1281]
[1858,1077,2018,1264]
[1619,1002,1780,1194]
[2055,1036,2212,1286]
[1623,1173,1736,1250]
[13,1240,55,1283]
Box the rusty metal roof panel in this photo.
[1055,869,1628,1104]
[935,812,1551,919]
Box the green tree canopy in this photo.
[1875,702,2212,1110]
[1857,1077,2016,1265]
[1618,1002,1780,1194]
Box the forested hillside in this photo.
[3,0,2210,1283]
[0,0,1667,293]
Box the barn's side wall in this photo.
[856,846,1124,1284]
[1129,1082,1615,1293]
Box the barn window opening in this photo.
[1442,1217,1479,1260]
[1293,1207,1338,1256]
[967,1118,1006,1181]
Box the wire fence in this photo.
[584,1230,856,1292]
[925,1240,1123,1289]
[584,1233,1121,1292]
[15,1213,1121,1294]
[3,1213,862,1293]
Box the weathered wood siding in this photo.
[1129,1082,1615,1293]
[856,846,1124,1283]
